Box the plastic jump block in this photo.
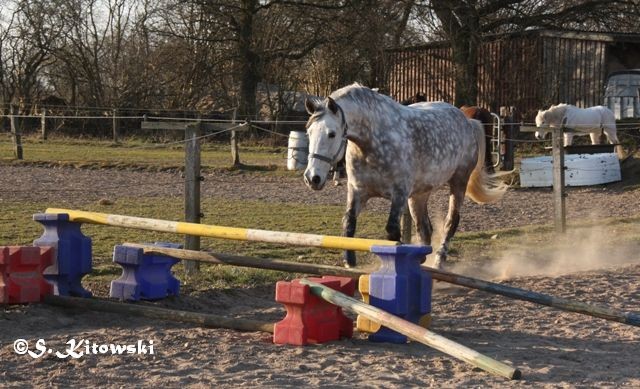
[357,274,433,334]
[33,213,92,297]
[356,275,381,334]
[365,244,433,344]
[0,246,54,304]
[110,242,181,301]
[273,276,355,345]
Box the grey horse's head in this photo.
[303,97,348,190]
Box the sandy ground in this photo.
[1,164,640,387]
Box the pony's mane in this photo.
[545,103,571,123]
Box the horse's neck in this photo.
[339,98,374,138]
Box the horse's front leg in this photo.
[563,132,574,147]
[385,188,409,242]
[434,187,465,269]
[342,184,368,268]
[408,193,432,264]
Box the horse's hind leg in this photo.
[434,183,466,269]
[342,184,368,267]
[603,127,625,158]
[408,193,432,264]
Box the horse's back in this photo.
[565,105,606,129]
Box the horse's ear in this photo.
[327,97,339,115]
[305,97,317,115]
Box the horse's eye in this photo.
[328,132,336,139]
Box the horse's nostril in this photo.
[311,175,321,185]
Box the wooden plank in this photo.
[184,123,202,275]
[45,295,274,333]
[299,278,522,380]
[141,121,194,131]
[552,126,566,233]
[141,121,244,132]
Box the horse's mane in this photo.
[545,103,571,123]
[330,83,398,107]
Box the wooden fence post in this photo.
[499,106,517,171]
[41,108,47,140]
[10,104,23,160]
[184,122,202,275]
[230,108,240,166]
[552,126,566,233]
[112,108,119,143]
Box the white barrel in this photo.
[287,131,309,170]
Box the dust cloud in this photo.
[447,225,640,281]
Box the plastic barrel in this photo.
[287,131,309,171]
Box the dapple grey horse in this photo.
[303,83,507,268]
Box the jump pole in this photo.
[299,278,522,380]
[45,208,398,252]
[125,244,640,328]
[44,295,274,333]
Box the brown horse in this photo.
[460,105,496,173]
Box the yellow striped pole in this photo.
[45,208,399,252]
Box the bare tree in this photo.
[0,0,64,113]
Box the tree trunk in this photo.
[452,34,479,107]
[237,0,259,120]
[432,0,480,107]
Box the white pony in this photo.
[535,104,621,155]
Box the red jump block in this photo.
[273,276,355,346]
[0,246,54,304]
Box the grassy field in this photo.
[0,135,288,171]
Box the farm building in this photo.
[383,29,640,120]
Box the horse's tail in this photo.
[465,119,509,204]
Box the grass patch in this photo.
[0,135,289,172]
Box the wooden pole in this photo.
[123,242,365,278]
[44,208,399,252]
[299,278,522,380]
[112,108,119,143]
[44,295,274,333]
[123,243,640,328]
[231,108,240,166]
[552,126,566,233]
[184,122,202,275]
[10,104,23,160]
[40,108,47,140]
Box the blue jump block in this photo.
[33,213,92,297]
[110,242,181,301]
[368,244,433,344]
